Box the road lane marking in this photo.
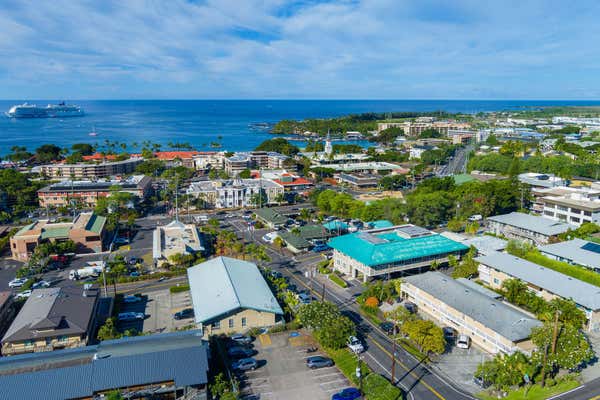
[259,334,272,346]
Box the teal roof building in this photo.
[328,225,468,281]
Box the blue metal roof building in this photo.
[188,257,283,336]
[0,330,209,400]
[328,225,468,281]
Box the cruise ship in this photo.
[6,102,84,118]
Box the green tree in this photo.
[71,143,95,155]
[531,322,594,371]
[370,127,403,145]
[105,390,124,400]
[451,246,478,279]
[254,138,300,156]
[97,317,120,341]
[238,168,252,179]
[316,315,356,349]
[296,301,341,331]
[401,319,445,355]
[35,144,62,163]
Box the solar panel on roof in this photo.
[582,242,600,254]
[396,225,431,238]
[357,232,388,244]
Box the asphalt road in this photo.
[226,217,475,400]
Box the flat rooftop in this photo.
[487,212,575,236]
[328,225,468,268]
[538,238,600,270]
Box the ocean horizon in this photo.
[2,99,600,156]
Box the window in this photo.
[242,317,247,327]
[493,278,500,285]
[24,340,34,347]
[212,321,220,330]
[229,319,234,329]
[571,217,580,223]
[58,336,68,342]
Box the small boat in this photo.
[88,125,99,136]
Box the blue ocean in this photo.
[1,99,600,155]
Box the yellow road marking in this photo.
[287,273,446,400]
[259,334,272,346]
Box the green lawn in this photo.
[477,379,580,400]
[329,273,348,288]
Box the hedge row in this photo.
[525,252,600,288]
[169,284,190,293]
[329,273,348,288]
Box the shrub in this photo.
[364,296,379,308]
[169,284,190,293]
[329,273,347,288]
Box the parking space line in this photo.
[320,378,347,386]
[258,333,272,346]
[324,386,350,393]
[312,372,342,378]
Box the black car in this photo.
[403,302,417,314]
[379,321,397,336]
[228,346,256,359]
[306,356,334,369]
[173,308,194,320]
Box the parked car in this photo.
[297,293,312,304]
[312,244,331,253]
[307,356,334,369]
[173,308,194,320]
[347,336,364,354]
[228,346,255,359]
[15,290,32,299]
[118,312,145,321]
[473,375,491,388]
[123,295,142,303]
[456,334,471,349]
[232,357,258,371]
[379,321,396,336]
[269,271,283,279]
[8,278,28,288]
[403,302,417,314]
[129,271,140,278]
[128,258,141,265]
[114,237,129,245]
[230,334,253,345]
[32,280,50,289]
[331,387,362,400]
[443,327,457,343]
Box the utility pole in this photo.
[540,343,549,387]
[551,310,560,355]
[321,283,325,301]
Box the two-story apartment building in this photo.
[401,272,541,354]
[486,212,575,245]
[1,286,99,356]
[39,157,143,180]
[477,251,600,332]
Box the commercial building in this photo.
[193,151,226,170]
[186,178,284,209]
[538,238,600,271]
[441,232,508,256]
[224,152,289,176]
[278,224,330,253]
[539,187,600,226]
[486,212,575,245]
[10,212,107,262]
[153,220,205,266]
[477,251,600,331]
[518,173,566,189]
[39,157,143,180]
[259,170,312,192]
[377,121,471,137]
[187,257,283,337]
[37,175,152,208]
[253,207,289,228]
[0,330,209,400]
[338,172,380,188]
[409,145,435,160]
[329,225,469,282]
[1,286,99,356]
[401,272,541,354]
[152,151,200,168]
[312,161,408,175]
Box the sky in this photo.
[0,0,599,100]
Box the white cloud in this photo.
[0,0,599,98]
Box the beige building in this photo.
[1,286,99,356]
[486,212,575,245]
[152,220,205,266]
[377,121,471,137]
[477,251,600,332]
[187,257,283,338]
[37,175,152,208]
[10,213,107,262]
[39,157,143,180]
[401,272,541,354]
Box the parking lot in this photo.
[117,289,195,334]
[233,332,351,400]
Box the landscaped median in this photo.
[328,272,348,288]
[476,376,580,400]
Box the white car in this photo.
[262,232,279,244]
[118,312,145,321]
[8,278,27,288]
[32,280,50,289]
[347,336,364,354]
[123,295,142,303]
[457,335,471,349]
[15,290,32,299]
